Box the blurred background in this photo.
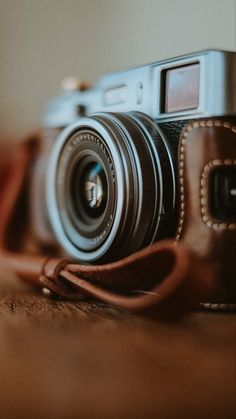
[0,0,235,142]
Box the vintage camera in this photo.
[32,49,236,269]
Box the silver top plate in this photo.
[43,49,236,128]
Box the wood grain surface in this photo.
[0,269,235,419]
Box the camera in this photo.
[31,49,236,272]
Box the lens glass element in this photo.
[78,161,108,218]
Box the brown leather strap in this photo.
[0,135,215,314]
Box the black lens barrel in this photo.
[48,112,176,262]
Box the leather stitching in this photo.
[175,120,236,241]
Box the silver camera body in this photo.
[37,50,236,263]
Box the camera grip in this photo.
[176,119,236,306]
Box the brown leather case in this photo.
[176,119,236,305]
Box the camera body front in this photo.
[30,49,236,304]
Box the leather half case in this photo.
[176,119,236,305]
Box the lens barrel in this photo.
[47,112,176,262]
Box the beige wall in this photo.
[0,0,235,141]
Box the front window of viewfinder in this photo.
[163,63,200,113]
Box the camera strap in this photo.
[0,134,214,315]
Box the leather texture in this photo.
[176,119,236,304]
[0,131,215,315]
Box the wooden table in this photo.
[0,270,235,419]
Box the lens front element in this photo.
[73,159,108,220]
[81,162,107,212]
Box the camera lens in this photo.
[47,112,176,263]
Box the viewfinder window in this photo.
[164,63,200,113]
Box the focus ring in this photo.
[93,112,159,255]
